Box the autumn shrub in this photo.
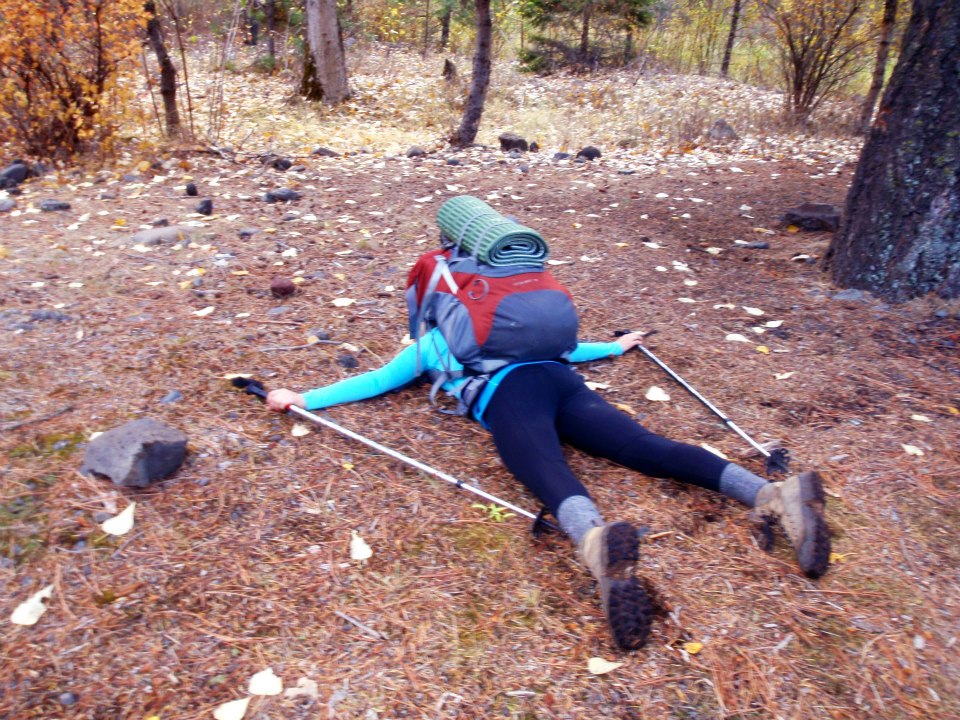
[0,0,146,158]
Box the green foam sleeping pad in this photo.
[436,195,549,266]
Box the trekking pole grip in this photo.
[232,377,268,400]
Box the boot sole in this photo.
[599,522,654,650]
[795,471,831,579]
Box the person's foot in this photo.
[578,522,654,650]
[752,471,831,578]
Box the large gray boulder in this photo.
[80,418,187,488]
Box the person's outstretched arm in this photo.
[568,331,646,363]
[267,341,422,412]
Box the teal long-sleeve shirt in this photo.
[302,328,625,426]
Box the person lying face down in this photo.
[266,327,831,651]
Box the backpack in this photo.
[405,244,579,412]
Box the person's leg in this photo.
[555,374,830,577]
[483,364,653,649]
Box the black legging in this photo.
[483,363,729,515]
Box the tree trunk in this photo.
[300,0,350,103]
[451,0,491,147]
[422,0,431,57]
[266,0,276,62]
[720,0,742,77]
[579,5,591,63]
[440,5,451,49]
[857,0,898,134]
[145,0,180,136]
[824,0,960,302]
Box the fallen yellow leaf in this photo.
[683,641,703,655]
[829,552,846,564]
[614,403,637,415]
[231,270,249,276]
[756,345,770,354]
[587,657,623,675]
[787,224,800,233]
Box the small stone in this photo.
[238,227,259,239]
[576,146,602,161]
[0,162,30,186]
[529,141,539,152]
[553,152,571,161]
[308,328,331,340]
[311,147,341,158]
[833,288,866,302]
[263,188,300,203]
[782,202,842,232]
[406,146,427,158]
[498,132,529,152]
[152,217,170,227]
[57,692,78,706]
[40,200,71,211]
[336,354,359,369]
[160,390,183,404]
[446,158,461,166]
[99,190,118,200]
[270,277,296,298]
[0,199,16,212]
[185,182,198,196]
[130,226,196,246]
[196,198,213,215]
[707,119,739,143]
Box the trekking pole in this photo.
[231,378,560,532]
[614,331,790,475]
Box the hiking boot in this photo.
[752,471,831,578]
[578,521,654,650]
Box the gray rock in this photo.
[159,390,183,404]
[707,119,739,143]
[40,200,71,211]
[311,147,341,158]
[238,227,259,239]
[446,158,461,166]
[0,162,30,186]
[80,418,187,488]
[195,198,213,215]
[782,203,842,232]
[130,225,196,246]
[833,288,866,301]
[336,353,359,369]
[30,310,72,322]
[406,146,427,158]
[0,198,15,212]
[263,188,300,203]
[185,183,198,196]
[576,146,602,161]
[499,133,529,152]
[553,152,571,161]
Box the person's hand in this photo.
[266,388,306,412]
[616,331,647,352]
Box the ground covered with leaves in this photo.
[2,53,959,720]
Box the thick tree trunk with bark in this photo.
[857,0,898,133]
[451,0,491,147]
[721,0,742,77]
[145,0,180,136]
[824,0,960,302]
[300,0,350,103]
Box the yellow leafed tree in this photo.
[0,0,146,158]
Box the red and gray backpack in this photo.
[405,244,580,413]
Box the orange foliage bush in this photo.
[0,0,146,158]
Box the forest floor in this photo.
[1,46,959,720]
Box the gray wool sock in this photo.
[719,464,769,507]
[556,495,604,545]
